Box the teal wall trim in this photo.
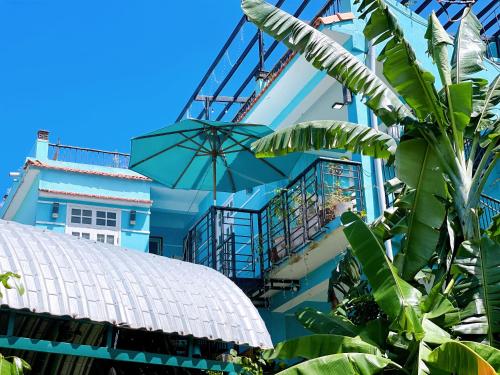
[0,336,240,373]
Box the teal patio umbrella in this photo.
[129,119,299,204]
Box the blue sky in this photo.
[0,0,244,194]
[0,0,496,196]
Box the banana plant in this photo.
[241,0,500,372]
[242,0,499,347]
[258,213,500,374]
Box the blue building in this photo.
[1,0,499,349]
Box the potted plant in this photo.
[324,182,354,222]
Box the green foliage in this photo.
[274,353,400,375]
[0,273,28,374]
[394,138,446,280]
[242,0,500,373]
[342,211,424,338]
[263,334,380,361]
[451,237,500,346]
[427,341,498,375]
[252,120,397,159]
[295,308,359,337]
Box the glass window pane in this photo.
[71,216,81,224]
[96,218,106,226]
[71,209,81,216]
[106,235,114,244]
[97,234,105,242]
[82,217,92,225]
[82,210,92,217]
[81,233,90,239]
[107,220,116,227]
[71,232,80,237]
[96,211,106,218]
[107,212,116,219]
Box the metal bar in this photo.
[415,0,432,14]
[175,15,248,122]
[217,0,318,121]
[211,207,217,269]
[196,32,261,119]
[258,30,266,73]
[48,144,130,157]
[195,95,249,103]
[482,16,498,34]
[0,336,239,373]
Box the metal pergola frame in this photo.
[176,0,499,124]
[0,310,241,374]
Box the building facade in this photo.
[2,0,499,345]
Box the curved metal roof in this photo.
[0,220,272,349]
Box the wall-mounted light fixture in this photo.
[332,86,353,110]
[51,202,60,219]
[129,210,137,226]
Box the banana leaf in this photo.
[241,0,412,126]
[276,353,401,375]
[462,341,500,373]
[427,340,498,375]
[341,211,424,338]
[451,10,485,84]
[394,138,446,280]
[452,237,500,347]
[356,0,444,124]
[251,120,397,159]
[296,307,359,337]
[425,12,452,86]
[263,334,380,360]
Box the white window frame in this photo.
[66,204,121,246]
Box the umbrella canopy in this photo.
[129,119,299,203]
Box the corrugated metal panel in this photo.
[0,220,272,349]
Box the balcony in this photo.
[182,157,365,296]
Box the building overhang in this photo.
[0,219,272,349]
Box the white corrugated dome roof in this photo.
[0,219,272,348]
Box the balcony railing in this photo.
[183,158,365,290]
[480,194,500,230]
[48,143,130,169]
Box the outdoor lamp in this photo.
[51,202,59,219]
[129,210,137,226]
[332,86,352,109]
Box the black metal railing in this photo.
[382,164,499,230]
[183,158,364,289]
[480,194,500,230]
[48,143,130,168]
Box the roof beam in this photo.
[0,335,240,373]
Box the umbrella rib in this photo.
[130,130,204,169]
[226,129,263,139]
[133,127,206,140]
[218,153,237,193]
[179,132,211,153]
[172,137,209,189]
[224,133,288,178]
[223,135,253,153]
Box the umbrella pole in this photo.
[212,154,216,206]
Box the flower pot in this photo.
[334,201,354,217]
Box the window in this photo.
[97,234,116,245]
[96,211,117,227]
[71,231,90,240]
[70,208,92,225]
[149,237,163,256]
[66,204,120,246]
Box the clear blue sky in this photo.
[0,0,244,194]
